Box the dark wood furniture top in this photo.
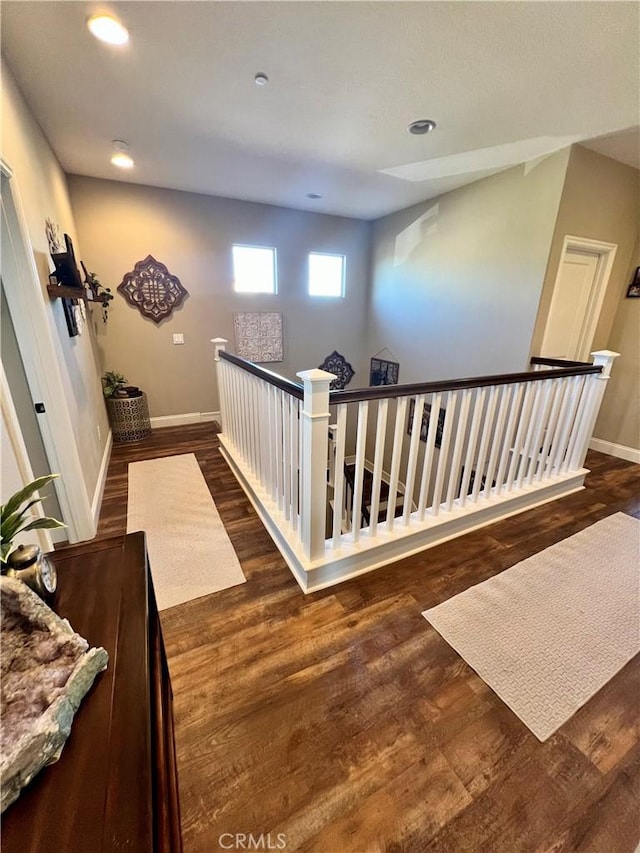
[1,532,182,853]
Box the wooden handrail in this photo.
[220,349,601,407]
[328,361,601,405]
[219,351,304,399]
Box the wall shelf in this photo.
[46,284,88,302]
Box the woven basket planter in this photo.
[106,394,152,443]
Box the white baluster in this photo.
[445,388,472,511]
[296,368,334,561]
[351,401,369,543]
[331,404,348,546]
[369,399,389,538]
[403,394,426,523]
[459,386,486,507]
[482,384,512,499]
[291,398,300,533]
[554,376,586,473]
[495,383,523,495]
[431,391,456,516]
[283,394,292,521]
[505,383,535,492]
[541,377,568,479]
[471,385,499,502]
[386,396,408,531]
[524,379,554,485]
[417,392,442,520]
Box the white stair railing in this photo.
[213,340,618,593]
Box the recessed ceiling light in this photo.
[306,193,323,199]
[87,14,129,46]
[408,119,437,135]
[254,72,269,86]
[110,140,134,169]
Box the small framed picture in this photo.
[626,268,640,298]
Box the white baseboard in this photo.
[589,437,640,464]
[91,429,113,529]
[150,411,220,429]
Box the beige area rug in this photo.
[423,513,640,741]
[127,453,246,610]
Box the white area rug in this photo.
[423,513,640,741]
[127,453,246,610]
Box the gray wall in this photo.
[68,175,372,418]
[365,150,570,384]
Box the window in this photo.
[232,245,277,294]
[308,252,345,298]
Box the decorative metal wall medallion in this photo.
[234,312,283,362]
[117,255,188,323]
[319,351,354,390]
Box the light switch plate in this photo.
[173,333,185,345]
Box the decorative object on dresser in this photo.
[234,312,284,362]
[0,533,183,852]
[319,350,354,389]
[0,576,109,812]
[117,255,188,323]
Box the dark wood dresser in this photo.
[1,532,182,852]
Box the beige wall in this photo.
[1,61,108,503]
[531,144,640,356]
[593,242,640,451]
[365,149,570,383]
[67,176,372,418]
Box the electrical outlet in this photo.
[97,425,102,442]
[173,333,185,345]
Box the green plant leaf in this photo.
[1,474,59,522]
[16,517,66,535]
[1,498,42,542]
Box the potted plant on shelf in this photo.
[82,264,113,324]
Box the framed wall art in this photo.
[118,256,188,323]
[370,357,399,386]
[234,312,283,362]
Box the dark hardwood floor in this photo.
[97,424,640,853]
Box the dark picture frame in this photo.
[626,267,640,298]
[407,398,446,447]
[370,357,400,386]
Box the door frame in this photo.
[1,158,95,542]
[0,362,55,553]
[543,235,617,361]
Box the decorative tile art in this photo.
[234,312,283,362]
[319,351,354,390]
[117,255,188,324]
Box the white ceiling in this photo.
[2,1,639,220]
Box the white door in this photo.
[541,249,600,359]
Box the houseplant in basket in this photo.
[102,370,151,442]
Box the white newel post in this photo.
[569,350,619,470]
[211,337,228,432]
[296,368,334,562]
